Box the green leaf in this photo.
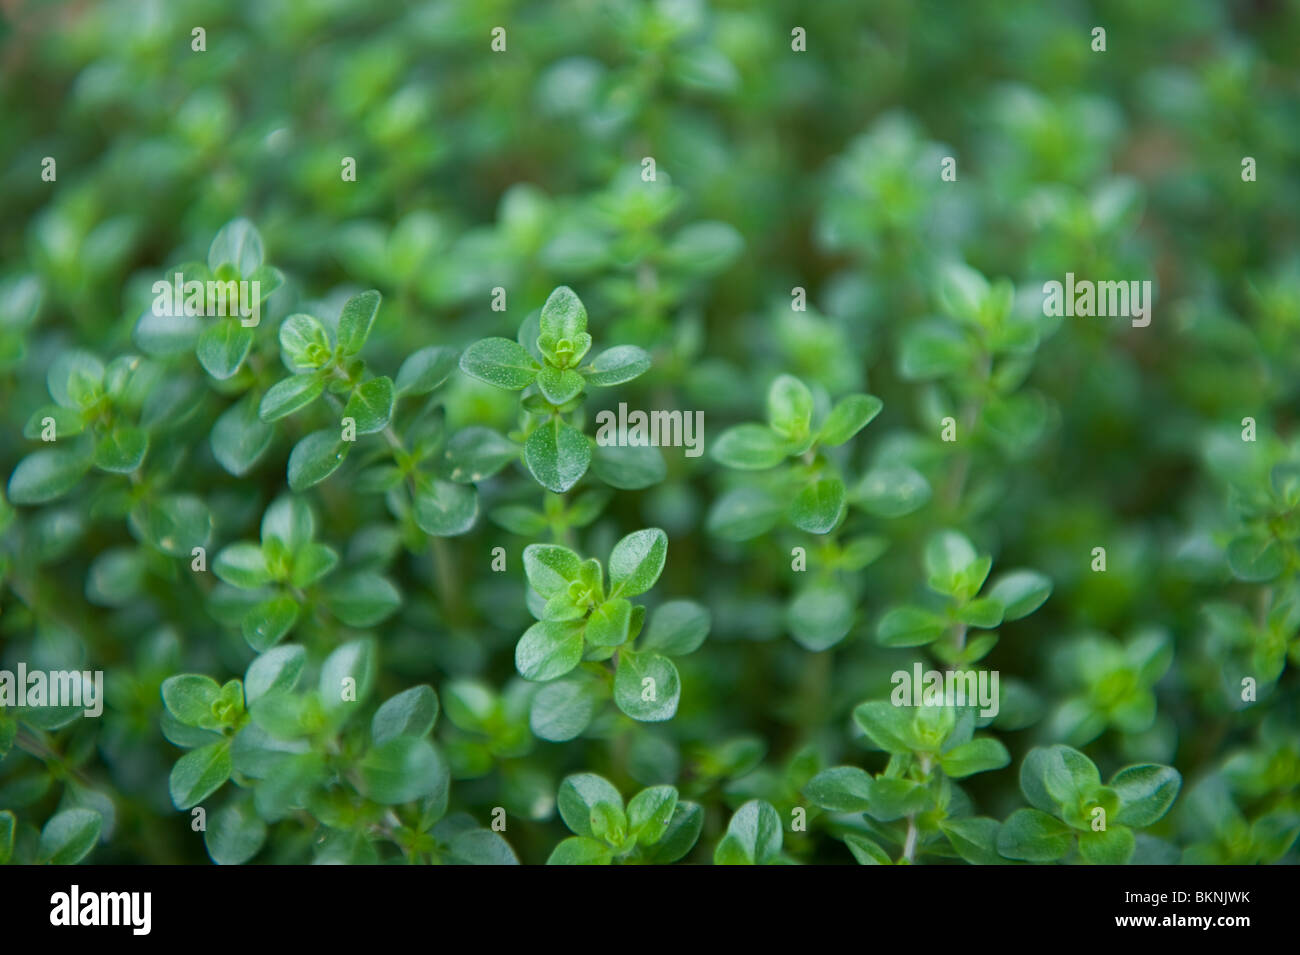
[590,442,666,489]
[1078,825,1136,865]
[712,423,788,469]
[844,833,892,865]
[996,808,1074,862]
[213,542,272,589]
[523,544,584,597]
[940,738,1011,778]
[627,785,678,845]
[557,773,624,839]
[536,365,585,404]
[641,802,704,863]
[539,285,588,341]
[877,605,947,647]
[361,736,446,804]
[337,290,382,355]
[524,418,591,493]
[38,808,102,865]
[767,374,813,439]
[613,651,680,721]
[259,374,324,422]
[23,404,84,440]
[342,375,395,434]
[48,349,104,408]
[324,572,401,626]
[132,493,213,557]
[289,542,338,588]
[372,685,440,744]
[459,337,539,390]
[244,645,307,704]
[170,741,233,809]
[278,312,331,368]
[444,828,518,865]
[940,817,1005,865]
[1021,745,1101,813]
[395,345,458,397]
[0,810,14,864]
[162,673,222,727]
[516,620,585,681]
[261,496,314,552]
[865,777,930,820]
[7,446,92,504]
[786,582,854,651]
[529,677,605,742]
[852,463,932,518]
[853,701,917,755]
[818,394,883,445]
[547,836,613,865]
[413,479,479,536]
[988,570,1053,621]
[197,320,254,379]
[958,597,1005,629]
[714,800,782,865]
[608,527,667,597]
[790,477,846,534]
[924,530,979,593]
[1111,765,1181,827]
[584,345,651,386]
[208,218,264,275]
[640,600,711,656]
[287,429,348,491]
[93,425,148,473]
[706,485,786,540]
[899,321,974,379]
[445,427,518,482]
[205,801,266,865]
[211,394,274,476]
[805,766,874,812]
[1226,535,1285,582]
[586,598,633,647]
[319,638,377,709]
[241,594,301,651]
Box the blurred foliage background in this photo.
[1,0,1298,864]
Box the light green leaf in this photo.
[789,477,846,534]
[1111,764,1181,827]
[584,345,651,386]
[93,425,148,473]
[818,394,883,446]
[459,337,539,390]
[342,376,395,434]
[361,736,446,804]
[712,423,788,469]
[39,808,102,865]
[516,620,585,681]
[287,429,348,492]
[7,446,92,504]
[196,320,254,380]
[211,394,274,476]
[259,374,324,422]
[337,289,382,355]
[395,345,458,397]
[608,528,667,597]
[372,685,440,744]
[805,766,874,812]
[613,651,680,721]
[524,418,591,493]
[170,741,233,809]
[324,573,401,626]
[640,600,711,656]
[714,800,782,865]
